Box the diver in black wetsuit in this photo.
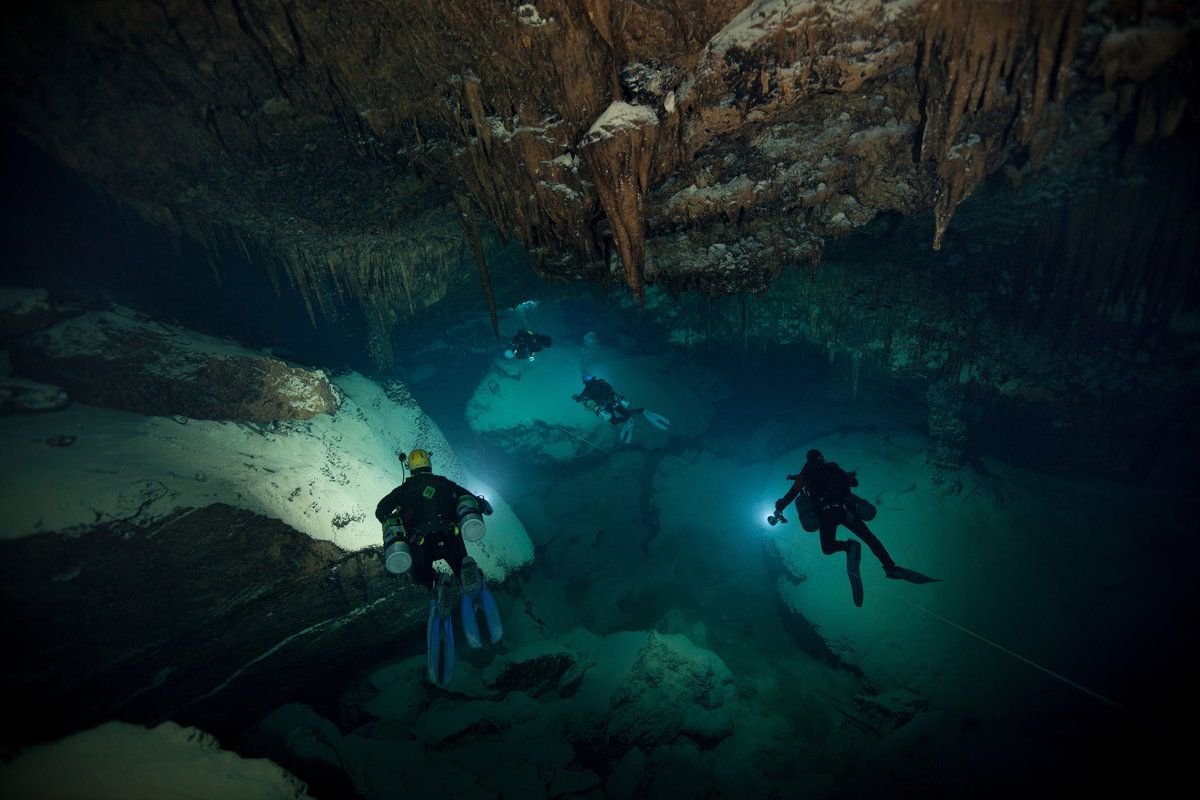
[774,449,937,606]
[374,448,501,687]
[504,329,552,361]
[374,448,490,588]
[572,374,641,424]
[572,374,671,444]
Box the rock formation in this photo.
[2,0,1193,314]
[0,297,534,744]
[0,720,311,800]
[0,505,417,743]
[245,628,742,798]
[9,305,338,422]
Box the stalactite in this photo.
[461,76,493,157]
[398,257,416,317]
[918,0,1087,249]
[262,254,283,300]
[581,101,660,305]
[279,249,318,328]
[365,306,396,373]
[453,192,499,339]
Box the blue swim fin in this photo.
[460,557,503,649]
[426,575,456,686]
[640,410,670,431]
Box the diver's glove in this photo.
[786,473,801,481]
[477,496,494,515]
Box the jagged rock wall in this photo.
[2,0,1193,315]
[0,504,420,745]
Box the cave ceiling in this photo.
[1,0,1196,324]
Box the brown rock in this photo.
[8,307,337,422]
[2,0,1191,306]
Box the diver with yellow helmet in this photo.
[374,448,501,686]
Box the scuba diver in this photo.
[374,448,503,686]
[572,373,671,444]
[771,448,939,607]
[504,329,552,361]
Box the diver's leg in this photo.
[844,516,896,571]
[409,544,436,590]
[818,512,851,555]
[443,531,468,578]
[822,510,862,606]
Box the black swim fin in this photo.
[885,565,941,584]
[847,540,864,607]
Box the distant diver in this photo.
[770,449,939,607]
[572,373,670,444]
[504,329,552,361]
[375,448,503,686]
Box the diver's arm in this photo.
[450,480,494,515]
[775,474,805,511]
[375,486,405,522]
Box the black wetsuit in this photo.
[510,330,552,360]
[573,378,640,424]
[777,461,896,570]
[375,470,474,587]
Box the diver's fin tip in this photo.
[885,566,941,584]
[427,600,455,685]
[640,410,671,431]
[847,541,864,607]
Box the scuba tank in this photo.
[847,494,877,522]
[849,494,878,525]
[582,398,612,421]
[456,495,486,542]
[794,494,822,532]
[382,516,413,574]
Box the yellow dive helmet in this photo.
[407,448,432,471]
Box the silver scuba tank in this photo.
[456,495,486,542]
[382,516,413,574]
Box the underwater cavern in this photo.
[1,1,1198,797]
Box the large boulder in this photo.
[251,629,741,800]
[0,721,310,800]
[0,369,532,580]
[0,287,67,341]
[605,632,737,750]
[0,503,423,743]
[8,305,337,421]
[0,376,69,414]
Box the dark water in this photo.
[4,131,1194,798]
